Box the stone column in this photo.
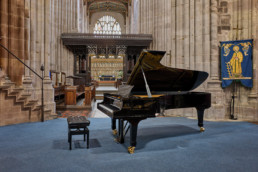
[210,0,219,80]
[242,0,249,39]
[247,0,258,121]
[176,0,183,68]
[44,0,51,79]
[165,0,172,66]
[203,0,210,74]
[24,0,30,78]
[8,0,25,85]
[183,0,190,69]
[206,0,225,120]
[237,0,242,40]
[195,0,203,71]
[57,0,62,73]
[0,0,9,75]
[23,0,33,95]
[171,0,176,68]
[189,0,195,70]
[44,0,55,114]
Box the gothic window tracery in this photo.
[93,15,121,35]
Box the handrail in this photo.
[0,43,43,80]
[0,42,45,122]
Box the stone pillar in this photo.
[210,0,219,80]
[183,0,190,69]
[189,0,195,70]
[0,0,9,75]
[44,0,51,79]
[8,0,25,85]
[203,0,210,74]
[24,0,30,78]
[44,0,55,114]
[171,0,176,68]
[195,0,203,71]
[165,0,172,66]
[22,0,33,95]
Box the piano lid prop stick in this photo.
[141,67,152,98]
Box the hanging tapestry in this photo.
[220,39,253,88]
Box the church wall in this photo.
[133,0,258,121]
[0,0,86,119]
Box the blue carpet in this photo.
[0,117,258,172]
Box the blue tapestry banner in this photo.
[220,39,253,88]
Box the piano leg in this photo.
[196,108,205,132]
[118,119,124,143]
[127,118,144,154]
[111,118,117,135]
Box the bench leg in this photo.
[69,132,72,150]
[87,132,89,149]
[84,128,86,141]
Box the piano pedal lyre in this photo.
[128,146,135,154]
[200,127,205,132]
[112,129,118,136]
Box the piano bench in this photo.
[67,116,90,150]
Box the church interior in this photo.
[0,0,258,171]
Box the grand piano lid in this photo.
[127,50,209,93]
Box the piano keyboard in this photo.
[98,104,120,114]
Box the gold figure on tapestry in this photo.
[226,45,243,78]
[222,43,234,56]
[238,42,252,56]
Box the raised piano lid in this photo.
[127,50,209,93]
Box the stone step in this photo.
[0,85,10,90]
[50,113,58,119]
[24,99,38,107]
[8,87,24,96]
[33,105,42,111]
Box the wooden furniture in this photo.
[97,80,117,87]
[65,85,85,105]
[54,85,65,101]
[84,85,95,106]
[67,116,90,150]
[65,86,77,105]
[50,70,66,86]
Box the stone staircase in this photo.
[0,76,56,126]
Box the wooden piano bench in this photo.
[67,116,90,150]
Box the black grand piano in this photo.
[97,50,211,153]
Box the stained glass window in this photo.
[93,15,121,34]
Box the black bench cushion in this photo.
[67,116,90,127]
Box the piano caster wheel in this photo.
[200,127,205,132]
[112,129,118,136]
[128,146,135,154]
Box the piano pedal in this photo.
[200,127,205,132]
[128,146,135,154]
[112,129,118,136]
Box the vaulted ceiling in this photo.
[86,0,130,18]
